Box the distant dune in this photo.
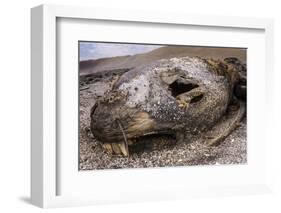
[79,46,246,75]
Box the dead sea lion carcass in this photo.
[90,56,246,156]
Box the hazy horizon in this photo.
[79,42,162,61]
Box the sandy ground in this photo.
[79,79,247,170]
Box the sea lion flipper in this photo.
[205,100,246,146]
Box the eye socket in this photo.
[168,80,199,97]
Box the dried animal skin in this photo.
[90,57,246,156]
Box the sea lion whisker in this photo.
[116,119,129,157]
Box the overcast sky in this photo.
[79,42,162,61]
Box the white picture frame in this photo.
[31,4,274,208]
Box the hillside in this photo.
[79,45,246,75]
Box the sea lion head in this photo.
[90,57,242,156]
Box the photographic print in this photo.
[79,42,247,170]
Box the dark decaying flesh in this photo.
[90,57,246,156]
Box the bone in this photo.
[102,143,113,155]
[118,143,128,157]
[111,143,122,155]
